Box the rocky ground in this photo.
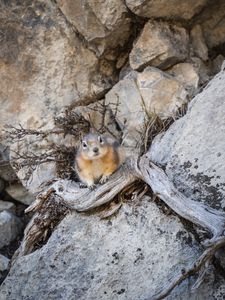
[1,0,225,299]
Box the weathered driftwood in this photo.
[25,156,225,240]
[138,156,225,240]
[21,153,225,299]
[26,163,136,213]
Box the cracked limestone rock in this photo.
[167,63,199,97]
[129,21,189,71]
[105,67,187,149]
[56,0,132,55]
[0,0,114,133]
[125,0,207,20]
[149,68,225,210]
[0,211,23,248]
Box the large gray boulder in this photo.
[149,67,225,210]
[1,197,224,300]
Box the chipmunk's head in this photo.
[80,133,109,160]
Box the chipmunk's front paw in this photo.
[88,184,96,190]
[79,183,87,189]
[100,175,110,184]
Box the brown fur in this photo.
[75,133,124,188]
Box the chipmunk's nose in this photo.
[93,147,99,154]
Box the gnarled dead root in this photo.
[19,154,225,299]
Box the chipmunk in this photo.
[75,132,125,189]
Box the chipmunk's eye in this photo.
[98,136,104,144]
[82,141,87,149]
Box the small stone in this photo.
[0,200,15,213]
[136,67,188,119]
[201,1,225,48]
[6,183,34,205]
[0,179,4,193]
[191,57,210,86]
[190,25,208,61]
[0,254,9,272]
[129,21,189,71]
[211,55,225,75]
[0,211,22,248]
[167,63,199,97]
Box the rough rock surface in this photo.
[0,201,15,213]
[1,197,224,300]
[6,183,35,206]
[190,25,208,61]
[0,255,9,272]
[125,0,207,20]
[0,211,22,248]
[201,0,225,49]
[149,69,225,209]
[56,0,132,55]
[0,180,4,193]
[167,63,199,97]
[129,21,189,71]
[0,0,114,132]
[106,67,187,148]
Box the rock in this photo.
[0,146,18,183]
[105,71,145,150]
[5,184,34,205]
[129,21,189,71]
[201,0,225,49]
[0,211,22,248]
[190,25,208,61]
[136,68,188,118]
[105,67,187,149]
[1,197,224,300]
[125,0,207,20]
[0,201,15,213]
[149,69,225,210]
[191,57,211,85]
[0,254,9,272]
[56,0,132,55]
[167,63,199,97]
[211,55,225,75]
[0,179,4,193]
[0,0,115,133]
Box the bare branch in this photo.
[138,157,225,239]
